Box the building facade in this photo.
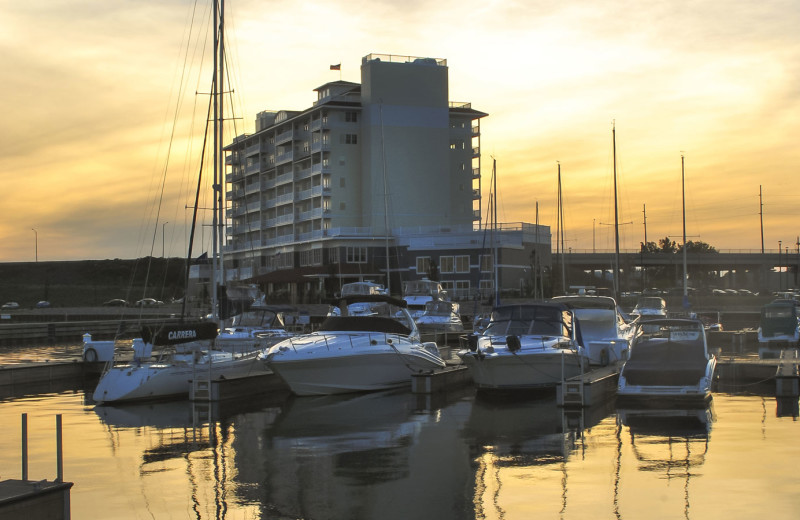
[222,53,550,302]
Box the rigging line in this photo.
[139,0,207,316]
[182,83,215,320]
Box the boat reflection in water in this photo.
[615,403,715,519]
[254,389,475,519]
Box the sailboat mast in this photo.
[380,103,391,295]
[612,122,620,300]
[211,0,220,320]
[492,158,499,305]
[682,153,688,307]
[557,162,565,295]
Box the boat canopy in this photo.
[760,301,799,337]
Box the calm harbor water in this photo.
[1,348,800,519]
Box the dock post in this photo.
[56,414,63,482]
[21,413,28,481]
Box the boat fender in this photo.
[600,348,609,366]
[507,335,521,353]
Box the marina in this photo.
[1,352,799,519]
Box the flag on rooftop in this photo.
[330,63,341,71]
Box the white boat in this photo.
[551,295,637,366]
[457,302,589,391]
[757,300,800,358]
[631,296,667,318]
[91,322,268,404]
[216,304,295,353]
[617,318,716,403]
[330,281,388,316]
[415,300,464,343]
[263,294,446,396]
[402,278,449,319]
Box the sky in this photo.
[1,0,798,262]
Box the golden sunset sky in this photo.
[1,0,798,262]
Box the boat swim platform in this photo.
[191,372,289,402]
[557,363,622,408]
[411,366,472,395]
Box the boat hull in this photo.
[266,334,446,396]
[92,353,266,404]
[459,350,586,390]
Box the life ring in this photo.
[83,348,98,362]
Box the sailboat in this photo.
[88,0,268,404]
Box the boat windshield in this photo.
[230,309,282,328]
[484,305,569,337]
[403,279,444,297]
[320,300,415,334]
[423,300,459,316]
[636,297,666,310]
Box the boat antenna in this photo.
[681,152,689,309]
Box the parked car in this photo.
[135,298,163,307]
[35,301,51,308]
[102,299,128,307]
[2,301,20,310]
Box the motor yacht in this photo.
[262,294,445,396]
[617,318,716,403]
[757,300,800,358]
[415,300,464,343]
[551,295,637,366]
[457,302,589,391]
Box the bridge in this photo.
[555,249,799,290]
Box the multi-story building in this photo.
[223,53,550,302]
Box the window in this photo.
[456,280,471,297]
[480,254,493,273]
[347,247,367,263]
[299,249,322,267]
[345,111,358,122]
[339,177,346,188]
[327,248,340,264]
[416,256,431,275]
[343,134,358,145]
[340,202,346,210]
[440,280,454,293]
[439,256,454,274]
[455,255,470,273]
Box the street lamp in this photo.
[778,240,782,291]
[162,222,169,258]
[31,228,38,262]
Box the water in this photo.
[1,361,800,519]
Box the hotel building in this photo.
[222,53,550,302]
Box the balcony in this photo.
[472,146,480,157]
[276,193,294,205]
[311,162,331,175]
[311,141,330,153]
[244,181,261,195]
[472,167,480,179]
[472,189,480,200]
[275,129,293,145]
[296,166,312,180]
[276,150,294,165]
[244,143,261,156]
[275,172,293,186]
